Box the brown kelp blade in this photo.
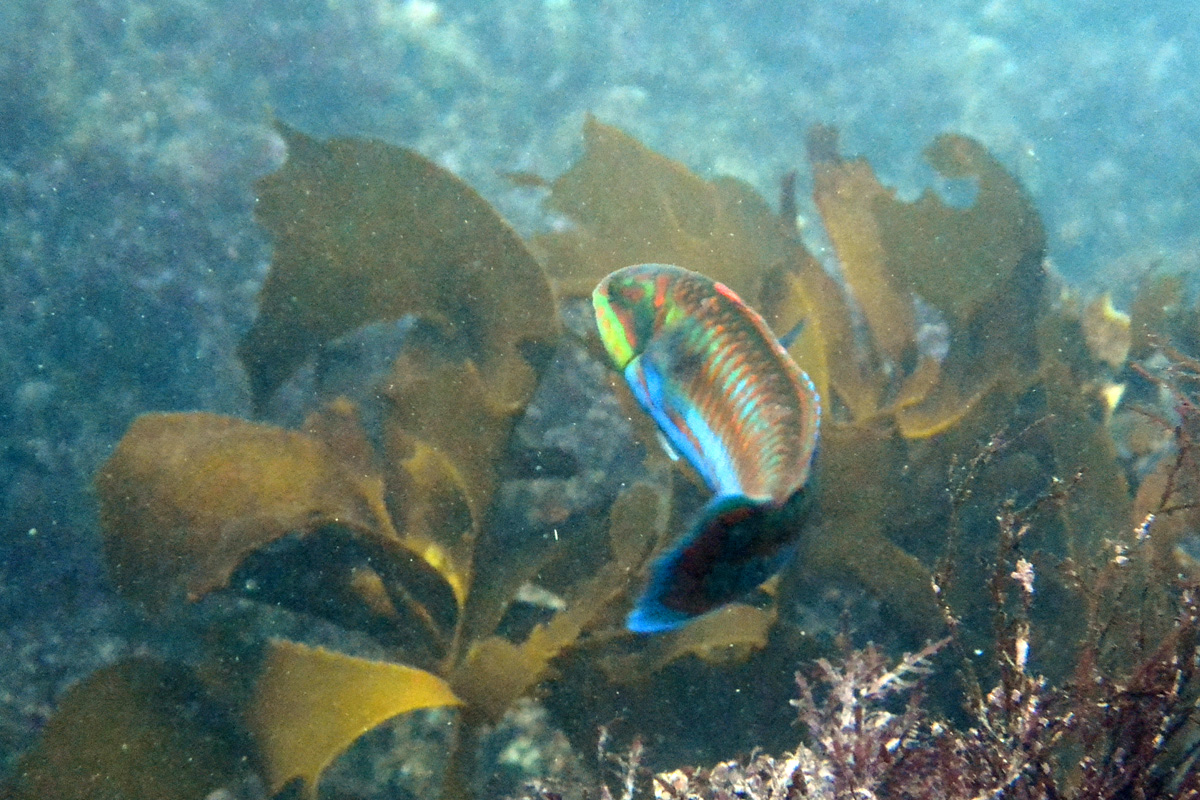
[809,126,1046,435]
[95,412,405,613]
[808,124,917,366]
[535,116,794,304]
[7,659,247,800]
[449,481,669,723]
[885,135,1045,324]
[241,123,557,413]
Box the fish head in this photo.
[592,264,688,370]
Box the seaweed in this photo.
[240,122,558,414]
[5,659,249,800]
[526,120,1179,764]
[532,561,1199,800]
[6,123,770,800]
[11,117,1200,798]
[532,115,797,307]
[522,402,1200,800]
[532,116,827,401]
[534,120,1056,654]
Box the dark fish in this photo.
[592,264,820,632]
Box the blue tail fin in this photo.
[626,489,810,634]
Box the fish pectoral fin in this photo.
[655,429,681,462]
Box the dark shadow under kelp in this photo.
[6,117,1200,799]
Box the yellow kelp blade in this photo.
[809,129,1047,436]
[95,412,400,612]
[380,348,539,616]
[891,358,998,439]
[7,659,245,800]
[769,267,833,416]
[602,603,776,681]
[388,439,473,608]
[1079,292,1131,371]
[450,565,623,725]
[247,640,461,797]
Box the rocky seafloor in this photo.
[1,0,1198,791]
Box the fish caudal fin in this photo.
[626,490,810,634]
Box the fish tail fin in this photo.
[627,492,807,634]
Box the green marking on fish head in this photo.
[592,264,685,370]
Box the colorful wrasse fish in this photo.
[593,263,821,633]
